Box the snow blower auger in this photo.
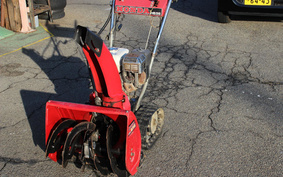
[45,0,173,176]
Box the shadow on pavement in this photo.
[20,26,91,152]
[20,90,54,151]
[171,0,218,22]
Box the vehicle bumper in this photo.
[218,0,283,17]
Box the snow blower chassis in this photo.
[45,0,172,176]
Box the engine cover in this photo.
[110,47,129,73]
[122,49,151,74]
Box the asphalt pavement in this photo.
[0,0,282,176]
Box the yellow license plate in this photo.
[244,0,272,6]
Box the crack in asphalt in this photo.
[185,130,216,168]
[0,17,282,175]
[0,156,49,171]
[0,161,7,172]
[115,32,282,165]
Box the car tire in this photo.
[218,11,231,23]
[34,0,67,20]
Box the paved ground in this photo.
[0,26,51,57]
[0,0,282,176]
[0,27,14,40]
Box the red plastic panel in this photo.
[125,111,142,175]
[115,0,169,16]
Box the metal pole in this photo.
[134,0,173,111]
[145,25,153,50]
[109,0,116,47]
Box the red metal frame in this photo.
[115,0,169,17]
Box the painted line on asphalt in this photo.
[0,23,54,58]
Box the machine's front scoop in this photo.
[45,100,141,175]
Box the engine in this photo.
[122,49,151,95]
[110,48,151,97]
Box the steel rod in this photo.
[109,0,116,47]
[134,0,173,111]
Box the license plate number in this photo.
[244,0,272,6]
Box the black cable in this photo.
[98,7,112,36]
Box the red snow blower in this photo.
[45,0,173,176]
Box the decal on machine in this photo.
[116,6,162,16]
[128,120,136,136]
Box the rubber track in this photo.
[135,104,164,150]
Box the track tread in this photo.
[135,104,164,150]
